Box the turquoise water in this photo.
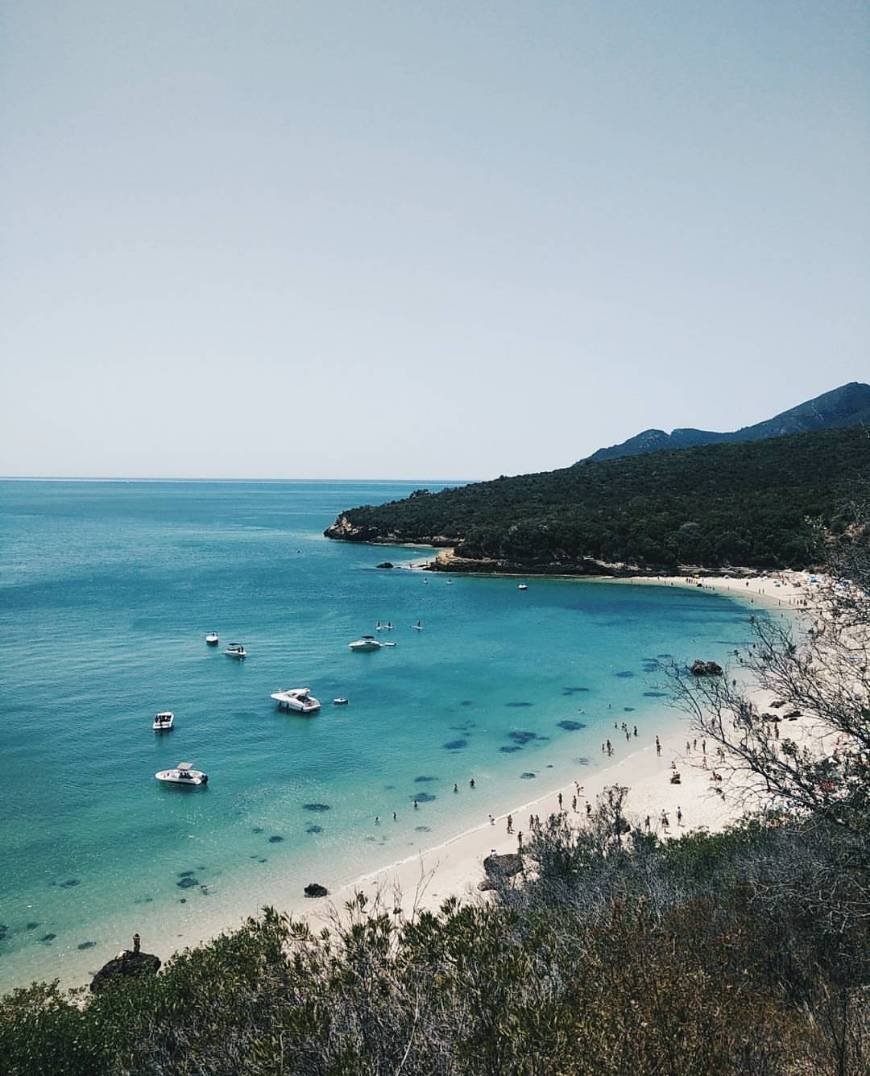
[0,480,756,990]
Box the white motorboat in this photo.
[271,687,321,714]
[333,697,349,705]
[152,711,174,731]
[205,632,219,646]
[349,635,381,652]
[224,642,247,659]
[517,583,528,590]
[155,761,207,786]
[382,640,397,647]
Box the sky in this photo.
[1,1,868,480]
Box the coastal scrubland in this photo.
[324,426,870,573]
[2,515,867,1075]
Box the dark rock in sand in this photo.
[304,883,329,898]
[176,876,198,889]
[40,933,57,943]
[690,659,723,676]
[412,792,436,802]
[505,701,533,708]
[268,835,284,843]
[177,870,195,878]
[507,730,537,744]
[557,720,586,731]
[25,922,39,931]
[376,561,395,569]
[623,707,635,712]
[414,775,437,783]
[91,949,161,993]
[500,745,523,753]
[252,826,264,834]
[303,803,332,812]
[644,691,668,697]
[443,739,467,750]
[59,878,80,888]
[305,825,323,834]
[483,852,523,879]
[615,671,635,678]
[520,772,536,780]
[415,825,431,832]
[77,941,96,950]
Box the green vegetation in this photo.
[326,427,870,571]
[1,812,865,1075]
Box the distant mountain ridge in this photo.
[588,382,870,462]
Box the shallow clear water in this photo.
[0,480,756,989]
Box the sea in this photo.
[0,479,758,990]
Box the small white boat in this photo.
[271,687,321,714]
[333,697,349,705]
[382,640,397,647]
[413,620,423,630]
[155,761,207,786]
[152,711,174,731]
[205,632,219,646]
[224,643,247,659]
[349,635,381,652]
[517,584,528,591]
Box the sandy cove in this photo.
[291,572,813,928]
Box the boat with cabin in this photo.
[270,687,321,714]
[155,761,208,786]
[205,632,219,646]
[152,711,174,731]
[224,642,247,659]
[349,635,381,652]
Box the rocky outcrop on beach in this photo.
[90,948,161,993]
[304,883,329,898]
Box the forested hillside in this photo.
[325,427,870,572]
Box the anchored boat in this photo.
[155,761,208,786]
[152,711,174,731]
[270,687,321,714]
[349,635,381,652]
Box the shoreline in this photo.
[289,573,810,924]
[11,572,810,991]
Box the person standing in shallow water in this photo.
[132,933,140,954]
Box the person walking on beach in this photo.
[132,933,141,954]
[393,812,397,821]
[585,802,592,816]
[676,806,683,826]
[469,777,476,789]
[655,735,661,756]
[507,814,513,834]
[453,783,459,793]
[644,815,651,830]
[413,799,418,809]
[489,814,495,826]
[571,795,577,812]
[557,792,563,809]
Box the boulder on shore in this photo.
[483,852,523,879]
[690,659,723,676]
[90,949,161,993]
[304,882,329,898]
[376,561,395,569]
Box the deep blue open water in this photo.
[0,480,756,989]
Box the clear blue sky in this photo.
[1,1,867,479]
